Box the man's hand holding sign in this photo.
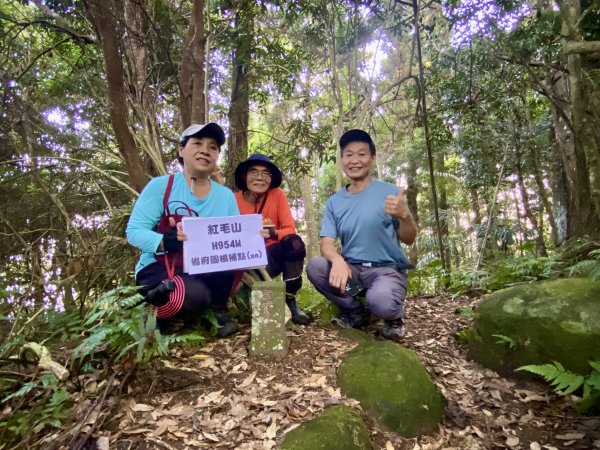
[181,214,268,274]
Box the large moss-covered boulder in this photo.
[337,340,443,437]
[468,278,600,376]
[280,405,372,450]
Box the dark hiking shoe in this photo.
[331,308,369,329]
[286,295,313,325]
[157,317,185,335]
[214,311,240,338]
[381,319,406,340]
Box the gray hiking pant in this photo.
[306,256,407,321]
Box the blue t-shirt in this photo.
[320,179,411,269]
[126,172,240,275]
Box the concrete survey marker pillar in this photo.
[249,280,289,358]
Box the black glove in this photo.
[163,229,182,253]
[267,227,277,240]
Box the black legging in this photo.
[257,234,306,296]
[136,261,235,318]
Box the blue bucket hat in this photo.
[234,153,282,190]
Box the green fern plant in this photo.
[485,256,563,291]
[73,286,200,365]
[567,249,600,280]
[492,334,517,349]
[516,361,600,398]
[0,374,72,448]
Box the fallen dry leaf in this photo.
[555,432,585,440]
[239,371,257,388]
[129,403,154,412]
[202,431,220,442]
[506,435,519,447]
[264,419,277,439]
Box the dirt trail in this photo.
[76,295,600,449]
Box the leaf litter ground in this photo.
[68,295,600,449]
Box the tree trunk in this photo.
[549,129,569,243]
[124,0,165,176]
[512,186,525,256]
[299,69,319,259]
[223,6,253,187]
[179,20,195,127]
[557,0,600,234]
[405,157,419,266]
[83,0,149,193]
[452,212,463,268]
[412,0,446,271]
[547,68,599,238]
[514,139,548,256]
[190,0,207,124]
[436,155,450,270]
[529,144,559,247]
[179,0,207,127]
[300,174,319,259]
[325,4,344,191]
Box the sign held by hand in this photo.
[182,214,267,274]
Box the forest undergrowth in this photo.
[3,294,600,449]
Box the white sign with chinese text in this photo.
[182,214,267,274]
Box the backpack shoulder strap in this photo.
[163,173,175,214]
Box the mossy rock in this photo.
[279,405,372,450]
[468,278,600,376]
[338,340,443,437]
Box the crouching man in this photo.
[306,129,417,340]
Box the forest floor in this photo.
[60,294,600,450]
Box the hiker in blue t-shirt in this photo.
[306,129,418,340]
[126,123,240,337]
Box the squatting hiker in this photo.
[306,129,417,340]
[233,154,313,325]
[126,123,240,337]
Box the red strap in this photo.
[163,173,175,214]
[163,174,177,279]
[164,253,176,280]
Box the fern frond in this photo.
[552,372,584,394]
[585,372,600,391]
[73,328,113,360]
[516,363,561,380]
[2,381,38,402]
[167,333,205,347]
[492,334,516,348]
[588,361,600,373]
[517,361,584,395]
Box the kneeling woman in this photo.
[234,154,312,325]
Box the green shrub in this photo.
[0,373,72,448]
[0,286,205,448]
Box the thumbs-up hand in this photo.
[383,186,410,220]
